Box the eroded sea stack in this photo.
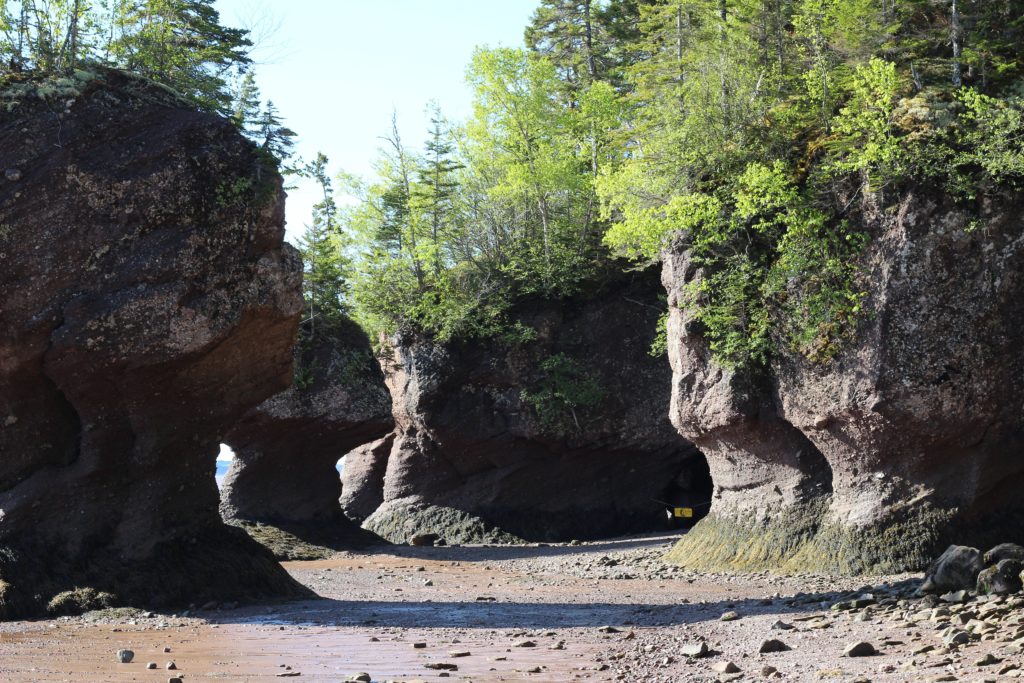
[347,272,712,543]
[664,191,1024,574]
[0,70,307,617]
[221,316,393,527]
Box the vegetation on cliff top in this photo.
[320,0,1024,373]
[6,2,1024,375]
[0,0,295,166]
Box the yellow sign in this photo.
[673,507,694,518]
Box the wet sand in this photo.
[1,533,1021,682]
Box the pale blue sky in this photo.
[214,0,538,244]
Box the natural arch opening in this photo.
[215,443,234,490]
[659,448,714,530]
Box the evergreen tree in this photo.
[106,0,251,112]
[298,153,349,338]
[230,67,261,133]
[411,103,463,276]
[254,100,297,171]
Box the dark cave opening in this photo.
[659,449,714,530]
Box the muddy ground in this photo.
[1,532,1021,682]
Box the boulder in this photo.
[664,191,1024,573]
[922,546,985,593]
[0,69,307,617]
[348,271,712,541]
[363,501,525,545]
[221,316,393,526]
[976,558,1024,595]
[984,543,1024,565]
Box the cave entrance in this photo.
[659,448,713,530]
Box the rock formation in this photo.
[664,190,1024,574]
[221,316,393,527]
[345,271,712,542]
[0,69,307,617]
[339,434,394,523]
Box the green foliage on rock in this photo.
[596,0,1024,371]
[0,1,250,112]
[520,352,605,433]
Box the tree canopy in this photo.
[0,0,252,113]
[328,0,1024,374]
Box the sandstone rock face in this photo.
[0,70,306,617]
[221,317,393,525]
[348,272,711,542]
[664,191,1024,573]
[339,434,395,523]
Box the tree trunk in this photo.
[951,0,963,87]
[583,0,597,82]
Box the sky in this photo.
[211,1,538,462]
[214,0,539,245]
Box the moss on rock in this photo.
[364,502,526,546]
[664,500,955,575]
[47,588,116,616]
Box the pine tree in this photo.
[230,68,262,133]
[299,153,349,338]
[106,0,252,112]
[254,100,297,169]
[411,104,463,276]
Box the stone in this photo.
[977,559,1024,595]
[166,662,177,670]
[943,630,971,646]
[680,641,709,658]
[347,674,372,683]
[720,610,739,621]
[941,590,970,604]
[4,168,21,181]
[984,543,1024,565]
[410,533,440,547]
[424,663,458,671]
[975,653,1001,666]
[761,666,778,676]
[515,640,537,648]
[924,547,986,593]
[770,620,794,630]
[843,642,877,657]
[147,662,157,670]
[168,678,183,683]
[412,642,427,649]
[448,650,470,657]
[712,661,741,674]
[0,69,306,618]
[758,639,791,654]
[116,649,134,664]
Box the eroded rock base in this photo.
[664,501,964,575]
[232,519,384,561]
[363,502,527,546]
[0,525,309,619]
